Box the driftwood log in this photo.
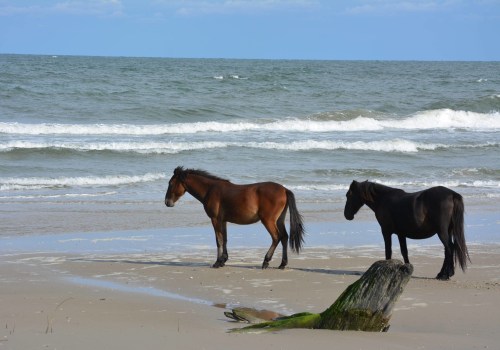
[227,259,413,332]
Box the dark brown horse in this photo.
[344,180,469,280]
[165,167,305,269]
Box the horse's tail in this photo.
[451,193,470,272]
[286,189,305,254]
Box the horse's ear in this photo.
[174,166,184,176]
[348,180,358,194]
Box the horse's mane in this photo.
[359,181,401,202]
[174,166,230,182]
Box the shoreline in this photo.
[1,194,498,236]
[1,210,499,256]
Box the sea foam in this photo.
[1,109,498,136]
[0,173,165,191]
[384,109,500,130]
[1,139,496,154]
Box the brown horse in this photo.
[165,166,305,269]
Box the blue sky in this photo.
[0,0,499,60]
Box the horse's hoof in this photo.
[436,273,450,281]
[262,262,269,269]
[212,261,225,268]
[278,264,286,270]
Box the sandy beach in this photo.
[1,235,499,350]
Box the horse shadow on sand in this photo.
[70,257,366,276]
[70,257,438,280]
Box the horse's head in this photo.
[165,166,187,207]
[344,180,366,220]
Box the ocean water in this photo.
[1,54,499,239]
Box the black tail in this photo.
[451,193,470,272]
[286,189,305,253]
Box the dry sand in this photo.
[1,243,499,350]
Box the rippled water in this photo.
[1,55,499,236]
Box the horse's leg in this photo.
[383,231,393,260]
[397,234,410,264]
[277,212,289,269]
[261,219,280,269]
[211,218,226,268]
[436,228,454,280]
[221,221,229,264]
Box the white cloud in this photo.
[163,0,319,16]
[0,0,123,17]
[54,0,123,16]
[0,5,41,16]
[344,0,457,15]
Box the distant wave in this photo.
[381,109,500,130]
[0,173,165,191]
[1,109,499,135]
[290,184,348,191]
[0,121,261,135]
[0,192,116,199]
[3,176,498,193]
[246,140,445,153]
[213,74,247,80]
[291,179,500,192]
[1,139,497,154]
[369,179,500,190]
[0,140,229,154]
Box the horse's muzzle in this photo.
[344,213,354,221]
[165,199,175,207]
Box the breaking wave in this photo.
[0,173,166,191]
[1,109,499,136]
[1,139,496,154]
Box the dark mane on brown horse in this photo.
[174,166,229,183]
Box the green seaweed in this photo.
[231,312,321,333]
